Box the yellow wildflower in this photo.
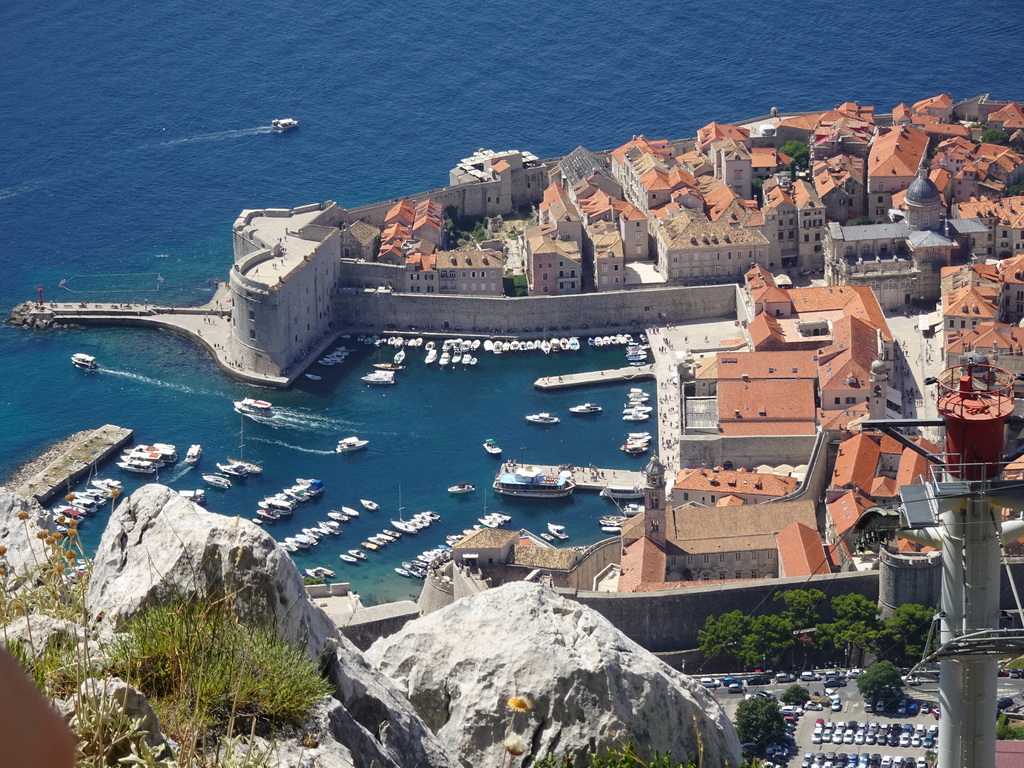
[506,695,533,713]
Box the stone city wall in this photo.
[559,570,881,654]
[565,537,622,591]
[335,283,739,335]
[678,433,820,470]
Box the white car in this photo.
[831,698,843,712]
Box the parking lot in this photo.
[709,667,1024,767]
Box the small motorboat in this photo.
[328,510,350,522]
[304,566,335,580]
[271,118,299,132]
[185,444,202,464]
[178,489,206,506]
[339,554,358,564]
[336,436,369,453]
[72,353,98,370]
[203,474,232,489]
[361,370,396,385]
[482,438,502,455]
[569,403,602,415]
[305,373,322,381]
[448,482,475,494]
[361,541,380,551]
[360,498,380,511]
[525,413,559,425]
[348,549,368,560]
[341,505,360,518]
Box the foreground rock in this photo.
[85,484,337,658]
[0,488,54,583]
[367,582,741,768]
[83,484,457,768]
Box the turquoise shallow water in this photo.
[3,0,1023,600]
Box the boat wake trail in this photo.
[269,407,353,432]
[100,368,205,395]
[0,181,41,202]
[250,437,336,455]
[150,126,271,148]
[160,464,194,483]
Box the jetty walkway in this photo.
[497,461,644,493]
[534,364,655,389]
[11,424,133,505]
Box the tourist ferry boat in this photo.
[234,398,274,417]
[361,370,396,385]
[72,353,98,370]
[271,118,299,132]
[492,465,576,498]
[569,403,602,415]
[185,444,202,464]
[600,482,644,500]
[525,412,559,425]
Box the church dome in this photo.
[871,359,887,376]
[905,170,941,206]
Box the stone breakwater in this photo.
[2,429,94,488]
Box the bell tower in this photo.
[644,455,667,547]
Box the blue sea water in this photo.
[2,0,1022,601]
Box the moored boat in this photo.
[360,498,380,511]
[203,473,232,489]
[525,412,559,424]
[447,482,475,494]
[493,465,575,498]
[569,403,602,415]
[185,444,202,464]
[361,370,396,385]
[482,438,502,455]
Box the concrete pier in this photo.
[496,461,645,493]
[11,424,134,505]
[534,364,656,389]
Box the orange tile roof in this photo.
[673,467,798,498]
[868,126,928,179]
[892,103,912,123]
[776,522,830,577]
[776,113,823,131]
[748,313,787,350]
[956,195,1024,228]
[750,146,786,169]
[896,437,938,486]
[999,253,1024,283]
[618,535,667,592]
[946,322,1024,357]
[819,402,870,432]
[611,135,674,166]
[492,159,510,173]
[834,102,876,122]
[942,283,1000,320]
[384,200,416,227]
[786,285,893,342]
[912,93,953,114]
[990,102,1024,129]
[827,490,871,538]
[717,379,818,436]
[697,121,750,146]
[716,350,818,380]
[717,495,746,506]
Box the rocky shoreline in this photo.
[6,301,58,330]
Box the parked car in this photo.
[728,683,746,694]
[997,696,1014,710]
[801,670,822,681]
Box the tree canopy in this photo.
[855,661,904,702]
[781,140,810,172]
[735,696,786,747]
[981,129,1009,146]
[781,684,810,705]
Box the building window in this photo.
[845,396,856,404]
[767,550,773,559]
[735,572,742,579]
[703,554,709,564]
[735,552,742,561]
[751,571,758,578]
[719,553,725,562]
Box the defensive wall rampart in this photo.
[557,571,881,654]
[341,601,421,651]
[335,283,739,335]
[678,433,820,471]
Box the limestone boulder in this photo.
[77,677,166,753]
[0,488,54,584]
[366,582,741,768]
[2,614,88,660]
[85,484,337,659]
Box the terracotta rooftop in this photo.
[786,285,893,342]
[956,195,1024,229]
[776,522,830,577]
[990,102,1024,130]
[618,535,667,592]
[716,350,818,380]
[868,126,928,179]
[512,545,578,570]
[942,283,1000,320]
[454,528,519,549]
[827,490,871,538]
[717,378,818,436]
[673,467,798,498]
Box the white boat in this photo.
[471,339,481,350]
[234,398,274,418]
[548,522,566,535]
[178,489,206,505]
[227,416,263,475]
[360,498,380,511]
[348,549,367,560]
[361,370,396,385]
[336,436,369,453]
[304,566,335,579]
[271,118,299,132]
[623,404,653,414]
[305,373,322,381]
[439,352,451,365]
[425,349,438,364]
[203,474,232,489]
[483,340,494,352]
[492,343,502,356]
[91,478,123,493]
[185,444,202,464]
[601,525,622,534]
[568,337,581,351]
[525,412,559,424]
[216,460,249,477]
[622,503,644,517]
[601,483,644,500]
[117,459,158,474]
[569,403,602,415]
[447,482,475,494]
[339,554,358,563]
[622,410,650,422]
[328,510,350,522]
[394,349,406,364]
[482,439,502,455]
[341,505,360,518]
[540,340,551,354]
[628,388,649,402]
[621,441,649,454]
[72,353,98,370]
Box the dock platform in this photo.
[534,364,655,390]
[12,424,134,505]
[496,461,645,494]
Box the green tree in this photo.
[741,614,795,669]
[855,661,903,702]
[849,216,874,225]
[775,589,826,630]
[781,140,810,173]
[735,696,786,748]
[997,714,1024,740]
[816,593,881,666]
[781,684,811,706]
[879,603,935,662]
[1008,182,1024,197]
[697,610,750,668]
[981,129,1010,146]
